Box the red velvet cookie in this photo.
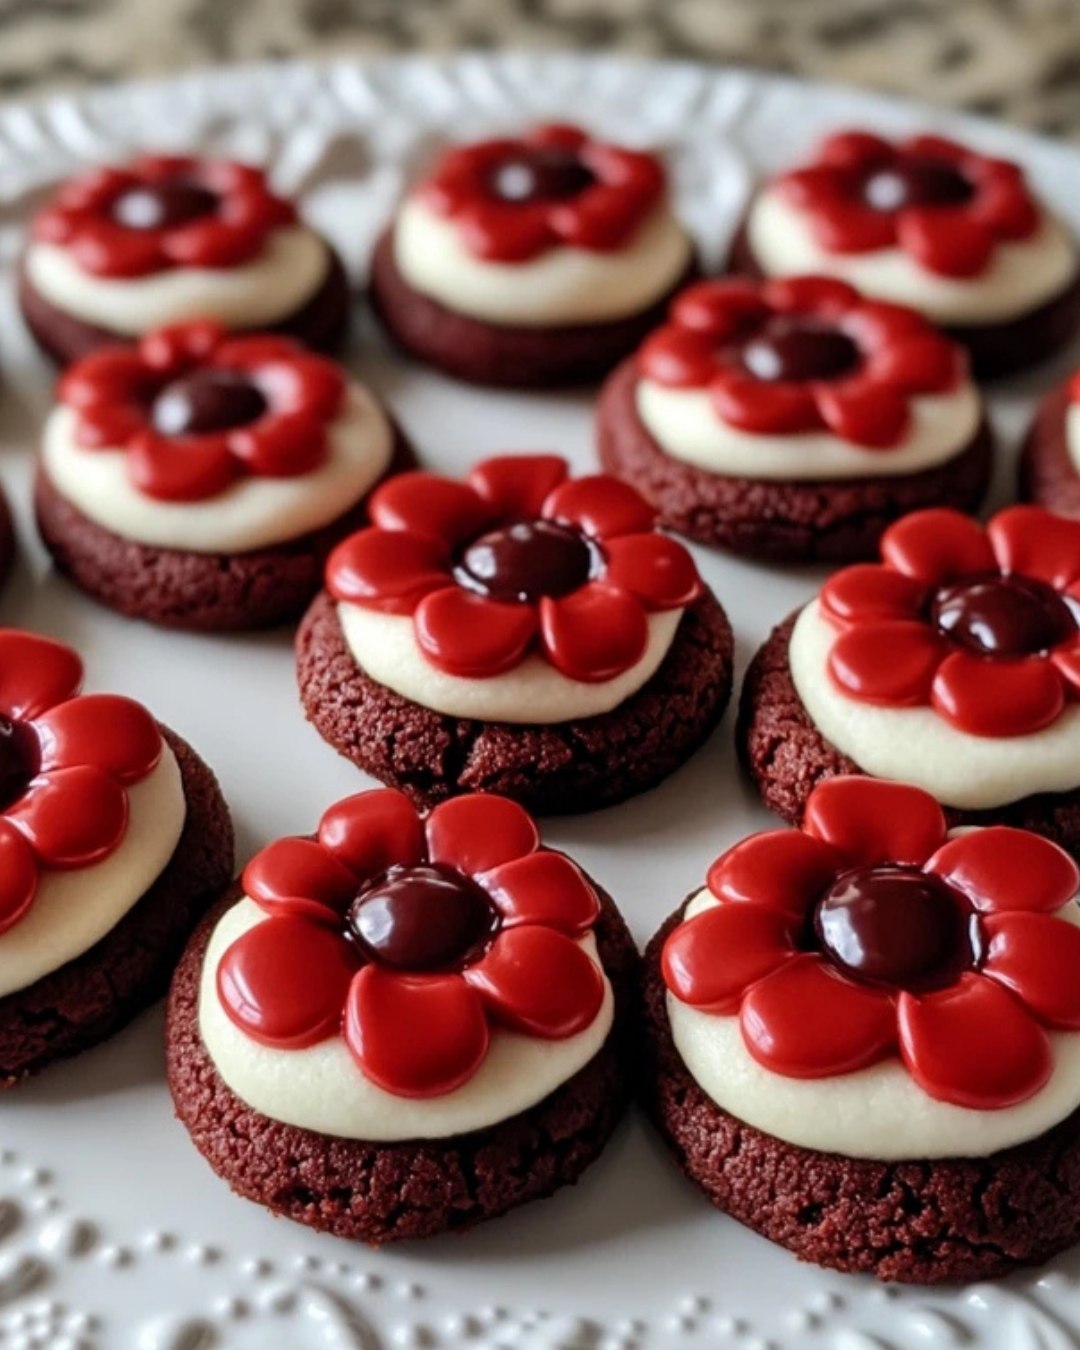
[597,276,992,563]
[19,155,350,366]
[643,777,1080,1282]
[732,130,1080,378]
[35,321,414,631]
[0,629,233,1085]
[369,123,698,387]
[166,789,637,1242]
[1019,373,1080,518]
[296,455,733,813]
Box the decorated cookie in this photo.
[35,321,413,630]
[597,275,993,563]
[0,629,232,1085]
[642,775,1080,1282]
[732,130,1080,378]
[166,788,637,1241]
[739,505,1080,856]
[19,155,350,366]
[296,454,733,812]
[1019,369,1080,519]
[369,123,697,387]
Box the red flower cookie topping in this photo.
[663,776,1080,1109]
[326,455,700,683]
[58,321,346,503]
[217,789,605,1097]
[775,131,1041,278]
[638,276,963,448]
[32,155,297,279]
[0,630,162,936]
[417,123,665,262]
[820,505,1080,737]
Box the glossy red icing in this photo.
[219,789,604,1099]
[638,275,964,448]
[58,321,346,503]
[661,776,1080,1109]
[326,455,701,683]
[417,123,665,262]
[32,155,297,278]
[775,130,1041,279]
[819,505,1080,737]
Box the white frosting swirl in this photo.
[41,386,394,554]
[666,886,1080,1160]
[393,196,693,327]
[24,226,330,334]
[789,599,1080,810]
[745,187,1077,325]
[337,602,682,724]
[197,896,614,1140]
[635,379,982,480]
[0,747,186,998]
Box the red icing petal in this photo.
[70,220,165,277]
[253,353,345,420]
[927,826,1079,914]
[804,776,947,867]
[970,176,1039,239]
[539,583,649,682]
[820,564,927,628]
[819,130,897,167]
[1052,641,1080,696]
[0,821,38,936]
[740,955,896,1076]
[549,183,646,250]
[59,349,157,408]
[213,335,301,367]
[467,454,568,519]
[34,694,161,783]
[862,333,963,395]
[843,300,933,349]
[881,509,995,583]
[897,207,994,278]
[638,327,721,388]
[325,528,449,614]
[344,967,489,1097]
[163,217,265,269]
[414,589,537,678]
[480,849,599,934]
[827,619,944,705]
[460,200,555,262]
[987,505,1080,589]
[127,431,239,502]
[711,372,820,435]
[543,475,655,540]
[897,974,1051,1108]
[902,134,969,164]
[803,198,897,252]
[242,837,358,922]
[74,402,148,449]
[814,379,910,447]
[426,794,539,875]
[602,533,701,610]
[662,902,798,1012]
[763,275,861,316]
[464,927,604,1036]
[140,321,226,372]
[0,632,83,720]
[229,412,327,477]
[7,766,127,868]
[931,651,1064,736]
[318,788,425,881]
[707,830,845,919]
[669,280,768,336]
[217,916,358,1048]
[983,912,1080,1029]
[369,472,491,546]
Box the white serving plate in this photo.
[0,50,1077,1350]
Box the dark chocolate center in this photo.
[861,158,974,213]
[151,369,268,438]
[111,180,221,230]
[0,715,39,813]
[488,146,596,203]
[814,864,980,992]
[931,572,1077,658]
[740,320,861,383]
[455,520,596,604]
[348,863,498,972]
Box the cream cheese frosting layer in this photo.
[42,386,394,554]
[24,226,329,334]
[745,187,1078,326]
[789,599,1080,810]
[198,897,614,1141]
[338,603,683,724]
[1065,404,1080,476]
[666,886,1080,1160]
[0,747,185,998]
[393,197,693,328]
[635,379,982,481]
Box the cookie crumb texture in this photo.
[296,589,733,813]
[641,912,1080,1283]
[166,884,639,1243]
[0,728,234,1087]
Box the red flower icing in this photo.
[217,789,605,1098]
[775,131,1041,278]
[32,155,297,279]
[58,321,346,503]
[819,505,1080,737]
[638,276,964,449]
[0,630,162,936]
[326,455,701,683]
[417,123,665,262]
[662,776,1080,1109]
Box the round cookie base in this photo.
[596,356,993,563]
[166,879,639,1244]
[737,610,1080,855]
[727,224,1080,381]
[295,589,734,814]
[369,226,700,388]
[1019,381,1080,517]
[33,425,416,632]
[639,909,1080,1284]
[16,242,353,366]
[0,727,234,1087]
